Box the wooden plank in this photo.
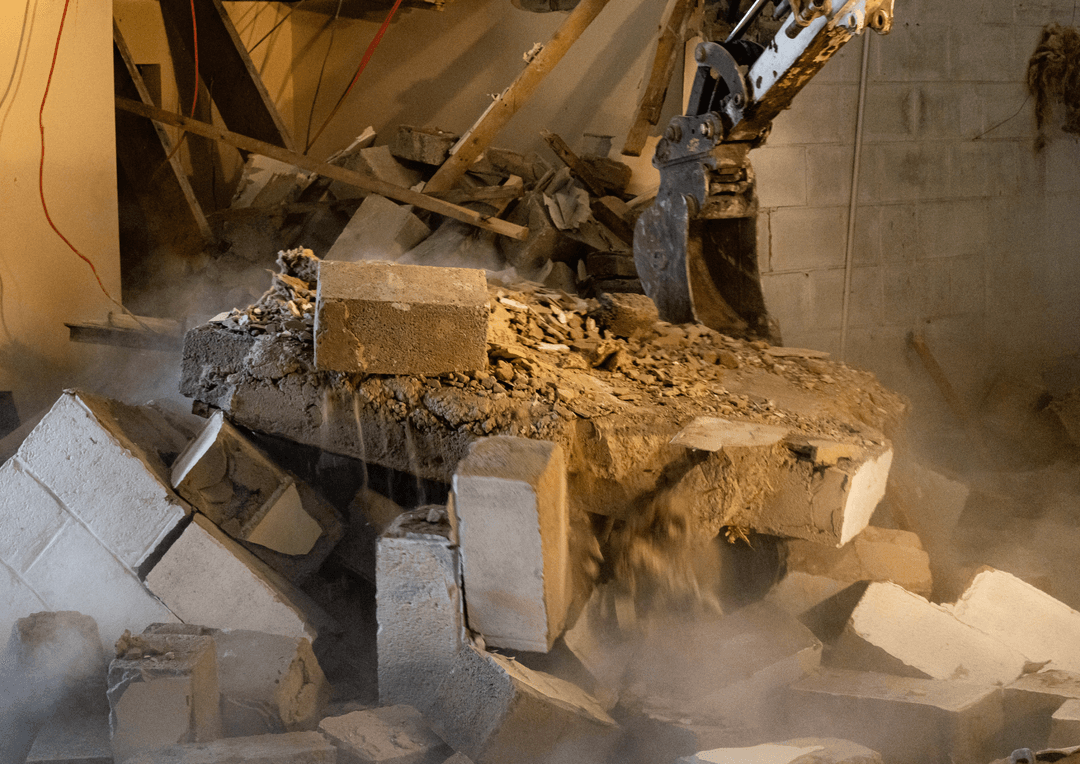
[113,21,213,245]
[115,98,530,241]
[622,0,695,157]
[157,0,295,150]
[423,0,612,195]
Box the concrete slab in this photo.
[832,582,1028,686]
[376,509,464,710]
[949,568,1080,674]
[318,704,452,764]
[122,732,337,763]
[677,738,882,764]
[314,260,488,376]
[145,514,327,641]
[329,145,423,201]
[452,436,569,653]
[108,633,221,763]
[787,668,1003,764]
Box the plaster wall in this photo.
[0,0,122,417]
[752,0,1080,441]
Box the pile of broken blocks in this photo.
[6,251,1080,764]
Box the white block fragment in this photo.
[17,391,188,569]
[325,194,432,263]
[377,509,465,709]
[452,437,569,652]
[0,458,69,574]
[145,514,323,641]
[835,582,1029,686]
[677,739,882,764]
[948,568,1080,674]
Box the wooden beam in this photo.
[113,22,213,247]
[157,0,295,150]
[423,0,612,194]
[622,0,695,157]
[115,98,530,241]
[541,130,607,197]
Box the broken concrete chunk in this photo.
[426,645,616,764]
[948,568,1080,674]
[581,154,633,195]
[26,704,112,764]
[784,436,864,467]
[501,192,586,276]
[108,633,221,762]
[671,416,790,451]
[318,704,453,764]
[787,668,1003,764]
[832,581,1028,686]
[1003,670,1080,752]
[377,509,465,710]
[677,738,883,764]
[172,411,323,557]
[324,194,432,263]
[145,513,327,641]
[16,390,189,569]
[330,144,423,200]
[315,260,489,376]
[122,732,336,764]
[452,436,569,653]
[1050,699,1080,748]
[392,125,460,165]
[768,527,932,615]
[231,155,313,209]
[589,291,658,338]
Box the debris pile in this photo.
[6,252,1080,764]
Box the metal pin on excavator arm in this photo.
[633,0,894,341]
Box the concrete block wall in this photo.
[753,0,1080,441]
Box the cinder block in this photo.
[858,144,951,204]
[768,527,931,615]
[832,581,1028,686]
[122,732,337,764]
[172,411,323,557]
[1049,698,1080,748]
[108,633,221,762]
[17,390,189,569]
[314,260,489,376]
[231,155,312,209]
[377,509,465,709]
[452,436,569,653]
[769,207,848,272]
[21,520,179,648]
[1003,670,1080,751]
[0,458,69,574]
[917,200,991,260]
[392,125,459,166]
[873,24,950,82]
[145,513,325,641]
[677,738,882,764]
[950,25,1016,81]
[329,144,423,200]
[949,568,1080,674]
[767,82,858,146]
[324,194,432,263]
[787,668,1003,764]
[805,145,856,208]
[751,146,807,209]
[426,644,616,764]
[319,705,452,764]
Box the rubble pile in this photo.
[7,251,1080,764]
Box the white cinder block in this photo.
[0,459,69,574]
[145,514,321,641]
[452,437,569,653]
[17,391,188,569]
[377,509,465,709]
[949,568,1080,675]
[835,581,1029,686]
[21,520,178,648]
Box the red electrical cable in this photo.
[305,0,406,153]
[190,0,199,116]
[39,0,119,306]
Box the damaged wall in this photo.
[753,0,1080,450]
[0,0,122,418]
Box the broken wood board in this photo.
[66,314,183,351]
[114,98,529,241]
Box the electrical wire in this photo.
[250,0,314,53]
[305,0,407,154]
[0,0,40,148]
[189,0,199,117]
[972,94,1031,141]
[0,0,34,115]
[305,0,345,153]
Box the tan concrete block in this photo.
[314,261,488,376]
[391,125,459,166]
[318,705,452,764]
[108,633,221,762]
[145,514,326,641]
[949,568,1080,674]
[1049,698,1080,748]
[452,437,569,653]
[1003,670,1080,751]
[329,145,422,200]
[833,582,1028,686]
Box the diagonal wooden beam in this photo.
[423,0,612,195]
[114,98,530,241]
[157,0,295,150]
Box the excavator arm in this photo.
[633,0,895,340]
